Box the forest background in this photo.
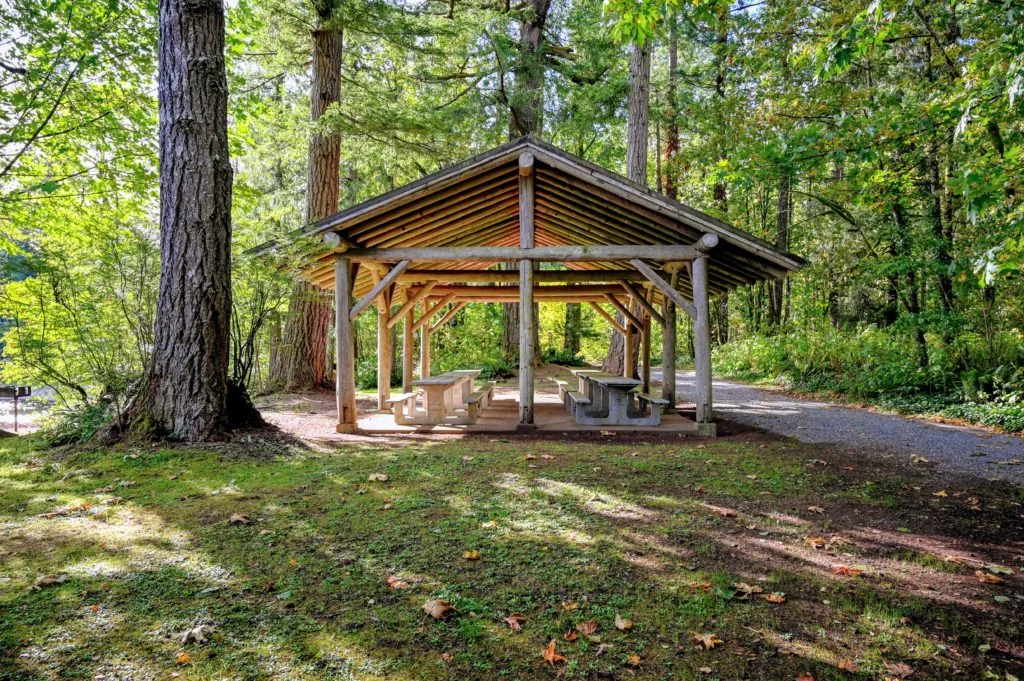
[1,0,1022,439]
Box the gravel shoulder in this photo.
[664,370,1024,484]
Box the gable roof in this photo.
[288,136,804,300]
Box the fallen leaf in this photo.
[933,490,948,497]
[542,640,567,666]
[481,520,498,529]
[805,536,827,549]
[882,660,914,678]
[503,613,526,632]
[561,600,578,611]
[693,633,723,650]
[462,550,481,560]
[423,599,455,619]
[832,565,863,577]
[563,629,577,642]
[836,658,858,672]
[228,512,250,525]
[175,652,190,665]
[626,653,642,666]
[687,581,713,590]
[89,604,100,612]
[699,668,713,675]
[733,582,763,598]
[368,473,389,482]
[386,575,410,589]
[910,455,929,464]
[614,613,633,630]
[440,652,453,662]
[807,506,825,514]
[523,454,537,460]
[719,509,737,518]
[764,592,786,604]
[976,571,1004,584]
[796,675,815,681]
[595,643,613,656]
[577,619,598,636]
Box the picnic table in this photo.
[561,369,669,426]
[386,370,494,426]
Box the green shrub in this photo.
[541,347,587,366]
[43,401,112,446]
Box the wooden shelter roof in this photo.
[289,137,804,301]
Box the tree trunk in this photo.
[116,0,239,441]
[603,42,650,374]
[769,172,791,329]
[270,22,342,391]
[664,13,680,201]
[563,302,581,356]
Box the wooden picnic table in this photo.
[566,370,667,426]
[411,370,481,424]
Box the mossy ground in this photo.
[0,429,1021,680]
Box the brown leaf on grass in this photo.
[503,613,526,632]
[440,652,454,662]
[523,454,537,460]
[796,675,815,681]
[719,509,737,518]
[836,658,858,672]
[975,570,1005,584]
[229,512,250,525]
[462,550,481,560]
[560,600,578,611]
[368,473,389,482]
[178,624,215,645]
[933,490,948,497]
[807,506,825,514]
[542,640,567,666]
[832,565,863,577]
[626,653,642,666]
[614,613,633,630]
[693,633,723,650]
[733,582,763,598]
[687,581,713,590]
[423,599,455,619]
[882,660,914,678]
[89,604,100,613]
[481,520,498,529]
[386,575,410,589]
[175,652,190,665]
[577,619,598,636]
[805,536,827,549]
[764,592,786,604]
[967,496,982,511]
[563,629,577,642]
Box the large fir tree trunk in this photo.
[271,22,342,391]
[503,0,550,362]
[563,303,581,356]
[664,13,680,201]
[602,42,649,376]
[117,0,237,441]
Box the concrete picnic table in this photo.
[411,370,481,424]
[569,370,647,425]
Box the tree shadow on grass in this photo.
[1,433,1022,680]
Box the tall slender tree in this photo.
[271,3,343,391]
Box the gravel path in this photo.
[660,370,1024,484]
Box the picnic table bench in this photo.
[563,369,670,426]
[391,370,494,426]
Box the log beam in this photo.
[349,259,411,320]
[602,293,643,330]
[620,281,665,327]
[387,281,435,328]
[662,269,678,407]
[412,292,457,330]
[341,241,715,263]
[630,258,698,319]
[518,151,535,427]
[335,254,356,432]
[429,301,467,334]
[589,301,627,335]
[692,255,714,432]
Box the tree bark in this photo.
[603,41,650,375]
[664,13,680,201]
[117,0,237,441]
[769,172,791,328]
[270,21,341,391]
[563,302,581,356]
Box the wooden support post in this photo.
[419,302,431,379]
[376,289,392,411]
[624,321,635,379]
[589,301,626,335]
[662,269,678,407]
[641,307,651,393]
[621,281,665,327]
[692,254,714,434]
[349,259,411,320]
[402,308,414,393]
[518,151,535,427]
[335,254,357,432]
[388,281,435,329]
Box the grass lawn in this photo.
[1,429,1021,680]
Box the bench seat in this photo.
[465,381,496,420]
[385,391,421,425]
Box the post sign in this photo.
[0,386,30,399]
